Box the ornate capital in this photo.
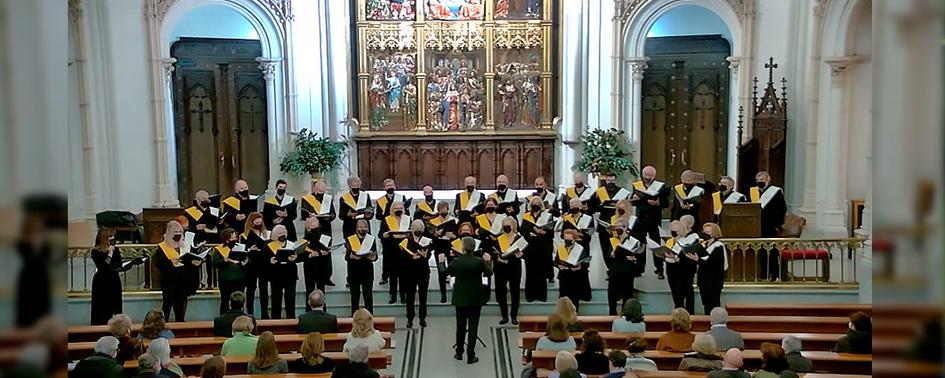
[263,0,294,25]
[813,0,830,18]
[726,56,745,76]
[823,56,865,82]
[256,57,281,81]
[613,0,645,23]
[146,0,176,22]
[629,59,647,81]
[161,57,177,82]
[69,0,83,23]
[727,0,755,21]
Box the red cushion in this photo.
[780,248,830,260]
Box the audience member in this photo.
[298,290,339,334]
[753,342,799,378]
[575,329,610,375]
[781,335,812,373]
[107,313,144,363]
[833,311,872,354]
[624,337,657,372]
[678,333,722,371]
[199,356,226,378]
[289,332,336,373]
[604,350,627,378]
[247,331,288,374]
[221,316,259,356]
[611,299,645,333]
[537,313,577,351]
[71,336,124,378]
[549,351,587,378]
[706,348,751,378]
[214,291,255,337]
[146,338,184,377]
[331,344,379,378]
[706,307,744,351]
[554,298,584,332]
[132,353,161,378]
[656,308,695,352]
[138,309,175,341]
[343,308,386,353]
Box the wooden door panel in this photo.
[174,71,221,203]
[235,82,268,191]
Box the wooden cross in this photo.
[765,57,778,83]
[190,99,212,132]
[240,93,264,132]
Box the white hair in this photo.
[349,344,370,364]
[782,335,802,354]
[94,336,120,356]
[146,337,172,366]
[709,307,728,325]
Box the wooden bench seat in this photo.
[122,352,391,375]
[225,375,332,378]
[535,369,871,378]
[519,331,842,352]
[529,350,872,375]
[68,317,396,343]
[724,304,871,317]
[517,315,850,334]
[69,332,394,360]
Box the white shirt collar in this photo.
[711,324,728,329]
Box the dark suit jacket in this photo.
[330,362,379,378]
[441,252,492,307]
[785,351,812,373]
[71,353,125,378]
[298,310,339,334]
[213,309,255,337]
[706,369,752,378]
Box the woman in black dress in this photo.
[153,220,201,321]
[520,197,553,302]
[697,222,726,314]
[301,217,331,310]
[241,212,270,319]
[90,228,122,325]
[555,229,592,312]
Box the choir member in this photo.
[429,202,457,303]
[222,180,258,233]
[712,176,747,221]
[473,198,502,302]
[490,174,521,217]
[241,213,270,319]
[413,185,439,222]
[376,178,412,219]
[175,215,203,294]
[454,176,486,223]
[401,220,432,328]
[591,173,626,273]
[153,220,201,321]
[494,217,524,325]
[559,172,592,214]
[90,228,124,325]
[266,225,300,319]
[671,170,704,224]
[527,176,560,217]
[380,201,410,304]
[346,219,378,314]
[301,217,331,310]
[520,197,554,302]
[697,223,727,314]
[262,179,298,242]
[300,180,336,286]
[212,228,248,315]
[558,197,594,253]
[660,217,700,314]
[338,176,374,237]
[603,218,642,315]
[751,171,788,280]
[555,229,592,312]
[183,190,221,244]
[630,165,670,280]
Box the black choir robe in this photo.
[301,228,332,287]
[630,180,670,227]
[221,194,259,233]
[182,204,222,244]
[375,192,412,219]
[520,211,554,302]
[555,242,592,302]
[453,190,486,224]
[262,195,298,241]
[413,199,439,222]
[90,247,124,325]
[670,183,705,221]
[240,229,271,281]
[526,189,560,217]
[750,185,788,237]
[559,186,592,214]
[489,189,521,217]
[589,185,625,268]
[696,240,726,296]
[338,191,374,237]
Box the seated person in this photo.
[707,307,744,351]
[343,308,386,353]
[537,313,577,351]
[554,297,584,332]
[612,299,645,333]
[656,308,695,352]
[71,336,123,378]
[137,309,175,341]
[549,351,587,378]
[221,316,258,357]
[706,348,751,378]
[199,356,226,378]
[247,331,288,374]
[574,330,609,375]
[132,353,160,378]
[145,338,184,377]
[678,333,722,371]
[298,289,338,334]
[833,311,872,354]
[107,314,144,363]
[781,335,812,373]
[214,291,256,337]
[753,342,799,378]
[289,332,336,373]
[331,344,380,378]
[604,350,627,378]
[624,336,657,372]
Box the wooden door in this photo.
[641,35,730,191]
[172,38,269,203]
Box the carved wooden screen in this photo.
[737,57,788,190]
[352,0,558,189]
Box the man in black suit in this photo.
[438,236,493,364]
[330,345,379,378]
[297,289,338,334]
[71,336,124,378]
[213,291,255,337]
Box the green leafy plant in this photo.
[279,129,348,176]
[572,128,639,179]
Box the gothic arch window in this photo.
[187,85,214,133]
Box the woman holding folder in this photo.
[604,219,642,315]
[153,220,201,321]
[429,202,457,303]
[494,217,525,325]
[266,225,301,319]
[400,220,432,328]
[301,217,332,310]
[212,228,248,315]
[697,222,727,314]
[520,197,554,303]
[241,212,270,319]
[660,217,700,314]
[555,229,592,312]
[346,219,378,314]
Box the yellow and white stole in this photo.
[158,242,180,260]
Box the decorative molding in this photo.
[493,22,543,49]
[726,56,745,76]
[424,22,484,51]
[727,0,754,21]
[146,0,177,22]
[161,57,177,83]
[629,60,647,81]
[255,57,280,80]
[69,0,82,23]
[365,23,415,50]
[613,0,645,23]
[813,0,830,18]
[263,0,294,25]
[823,56,865,80]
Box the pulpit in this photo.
[720,203,761,238]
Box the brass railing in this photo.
[719,237,867,285]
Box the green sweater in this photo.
[221,333,258,356]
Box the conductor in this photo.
[438,236,493,364]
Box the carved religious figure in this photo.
[498,79,518,127]
[426,0,483,20]
[494,0,540,19]
[368,0,415,20]
[424,56,484,131]
[368,53,417,130]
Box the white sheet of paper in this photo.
[355,194,367,210]
[498,191,516,204]
[684,186,705,200]
[490,214,508,235]
[232,243,247,252]
[723,192,744,204]
[398,216,411,231]
[319,235,331,247]
[419,236,432,248]
[182,231,196,252]
[319,194,333,214]
[249,194,259,200]
[208,207,221,217]
[619,237,642,253]
[613,188,631,201]
[646,237,663,250]
[626,215,638,230]
[187,248,208,260]
[536,212,552,227]
[578,188,594,202]
[357,234,375,255]
[448,276,490,287]
[463,191,481,211]
[642,181,664,197]
[566,244,584,266]
[508,237,529,254]
[262,230,271,240]
[576,214,592,230]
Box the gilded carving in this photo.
[424,22,485,51]
[365,23,416,50]
[493,22,543,49]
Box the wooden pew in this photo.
[69,332,394,360]
[535,370,871,378]
[226,375,331,378]
[529,350,872,375]
[519,331,841,352]
[873,358,943,378]
[517,315,850,334]
[68,317,396,343]
[725,304,871,317]
[123,352,391,375]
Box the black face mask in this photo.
[670,231,679,237]
[569,208,580,214]
[535,187,544,193]
[413,231,423,237]
[719,185,729,192]
[239,189,250,197]
[460,232,472,237]
[606,181,617,189]
[684,183,694,190]
[643,178,652,185]
[350,188,360,195]
[485,207,496,213]
[502,225,513,233]
[200,201,210,208]
[109,238,116,246]
[254,223,263,230]
[497,184,507,192]
[757,182,767,190]
[564,240,574,247]
[531,205,541,212]
[172,234,182,242]
[615,229,625,235]
[386,188,395,195]
[617,209,626,216]
[228,240,237,248]
[425,195,434,202]
[394,210,404,217]
[700,232,711,239]
[575,182,584,188]
[357,230,367,236]
[466,186,475,192]
[438,211,449,217]
[276,189,286,196]
[306,230,319,238]
[278,235,287,242]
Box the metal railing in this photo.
[68,244,221,293]
[719,237,867,285]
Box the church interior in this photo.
[6,0,931,376]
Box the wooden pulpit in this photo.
[720,203,761,238]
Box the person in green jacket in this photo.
[221,316,258,356]
[213,228,248,315]
[437,236,493,364]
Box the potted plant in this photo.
[572,128,639,181]
[279,129,348,182]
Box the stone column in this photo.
[816,57,861,236]
[627,58,647,145]
[726,56,743,181]
[153,57,178,207]
[257,57,281,190]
